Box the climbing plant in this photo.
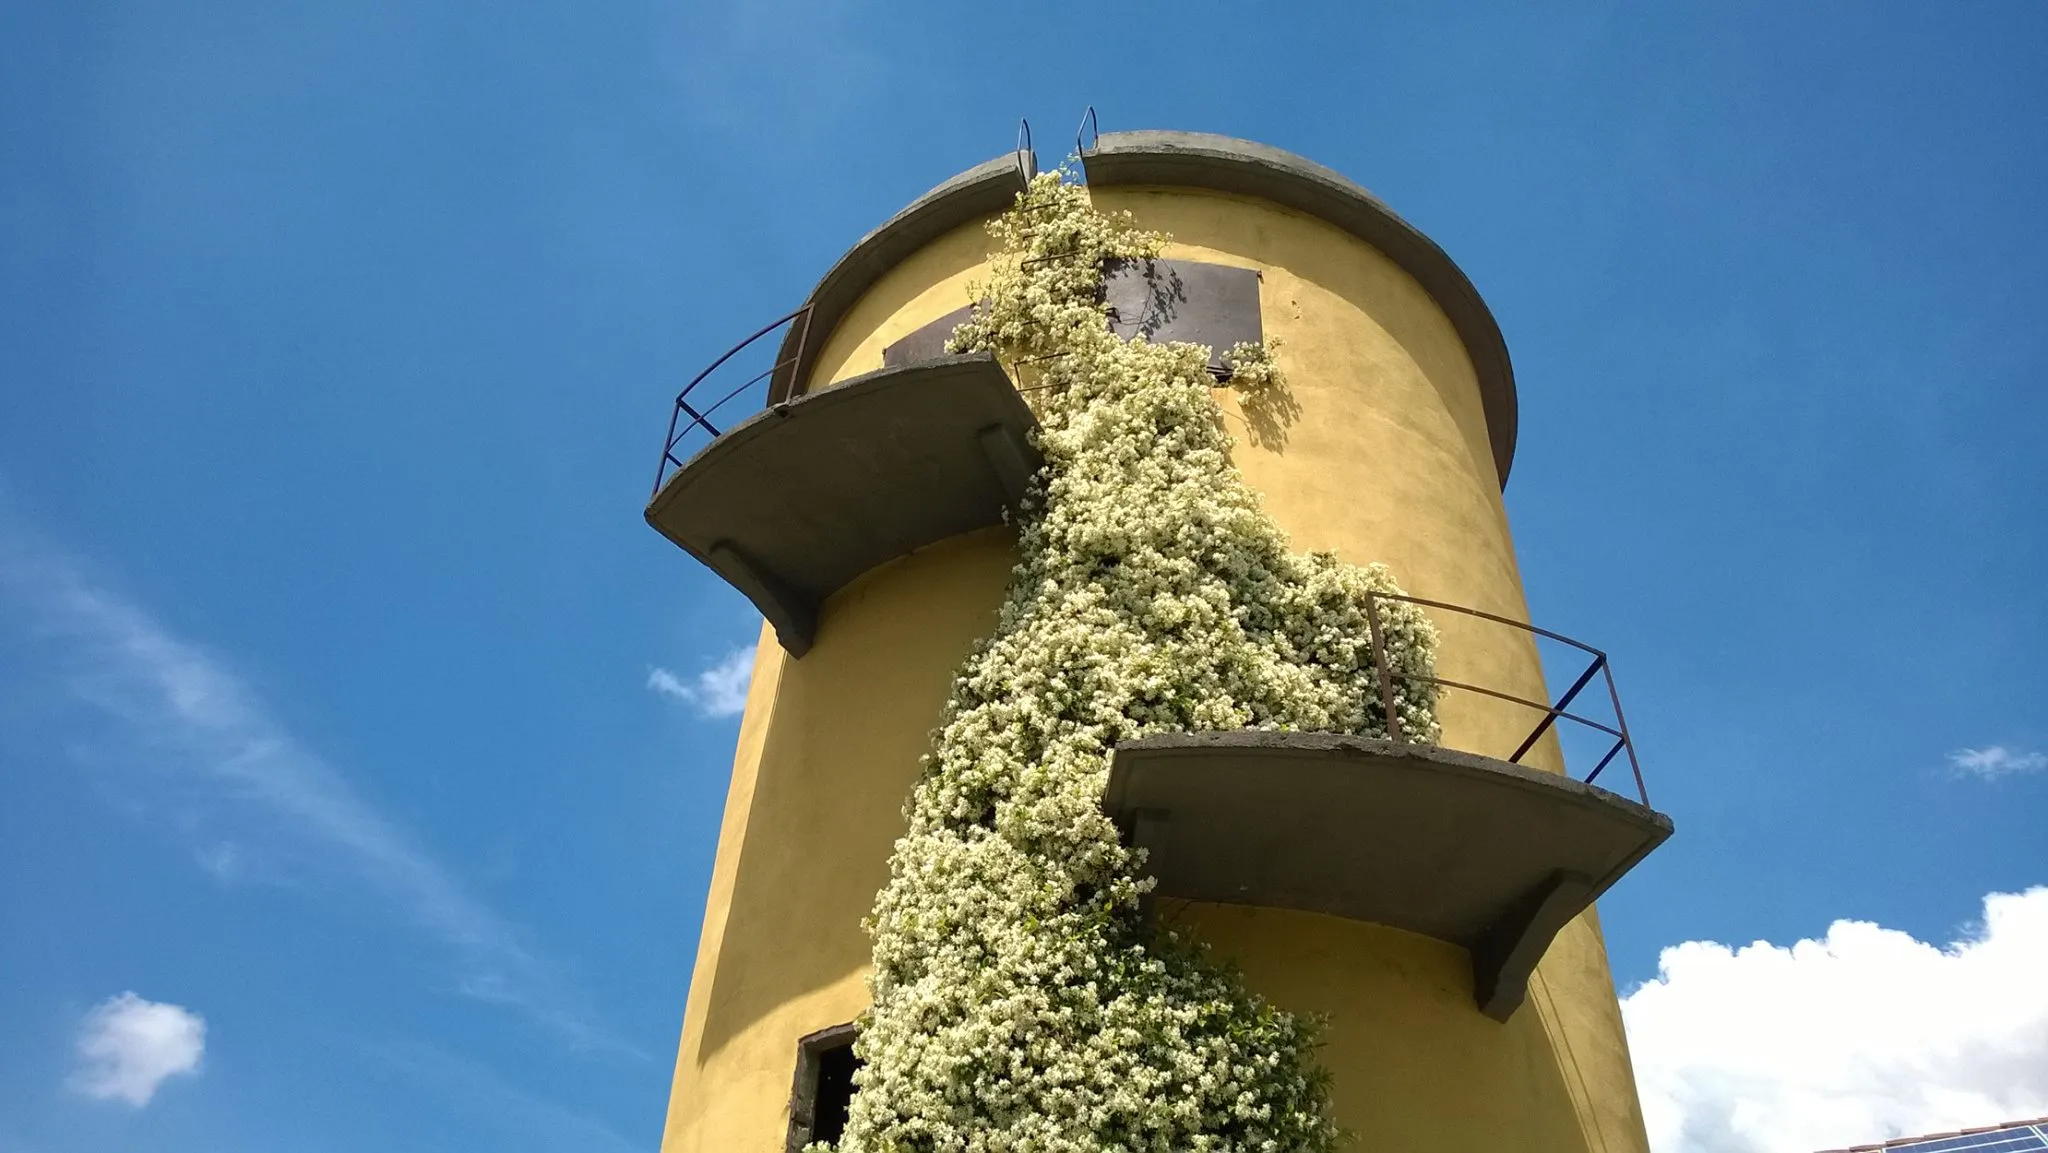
[827,168,1440,1152]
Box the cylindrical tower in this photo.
[648,130,1670,1152]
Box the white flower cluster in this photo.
[831,171,1440,1152]
[1221,340,1284,397]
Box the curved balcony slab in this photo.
[1081,131,1519,487]
[646,352,1041,657]
[1104,731,1672,1020]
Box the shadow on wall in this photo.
[1102,254,1303,452]
[1236,375,1303,451]
[1104,257,1188,341]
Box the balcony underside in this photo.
[1104,732,1672,1021]
[645,353,1041,656]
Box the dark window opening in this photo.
[811,1039,858,1144]
[1103,257,1263,376]
[787,1023,861,1151]
[876,259,1262,377]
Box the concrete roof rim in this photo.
[1079,130,1519,489]
[760,131,1517,483]
[766,151,1035,405]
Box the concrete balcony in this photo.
[646,352,1040,657]
[1101,595,1672,1021]
[1104,732,1670,1021]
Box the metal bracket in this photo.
[1075,105,1099,156]
[1015,118,1038,181]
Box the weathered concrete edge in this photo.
[766,151,1035,405]
[652,352,1025,506]
[644,353,1037,653]
[1109,729,1675,905]
[1116,731,1669,828]
[1109,730,1672,1020]
[1081,131,1519,489]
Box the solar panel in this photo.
[1886,1124,2048,1153]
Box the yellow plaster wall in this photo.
[658,181,1651,1153]
[1182,905,1591,1150]
[658,528,1017,1153]
[806,217,1000,390]
[1085,185,1651,1153]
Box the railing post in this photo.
[789,304,813,399]
[1601,661,1648,806]
[1365,592,1650,806]
[1364,592,1405,743]
[652,401,685,501]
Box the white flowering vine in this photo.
[829,170,1440,1152]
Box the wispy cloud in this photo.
[647,647,754,719]
[365,1039,647,1153]
[1622,886,2048,1152]
[1948,745,2048,780]
[69,993,205,1107]
[0,523,616,1051]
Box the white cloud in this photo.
[0,524,614,1051]
[1949,746,2048,780]
[1622,886,2048,1153]
[69,993,205,1107]
[645,666,690,700]
[647,647,754,719]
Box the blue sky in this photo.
[1,2,2043,1151]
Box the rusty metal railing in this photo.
[650,305,813,502]
[1363,592,1648,806]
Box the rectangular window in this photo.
[1103,257,1263,376]
[877,258,1263,379]
[786,1023,861,1151]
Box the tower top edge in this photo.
[768,130,1518,489]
